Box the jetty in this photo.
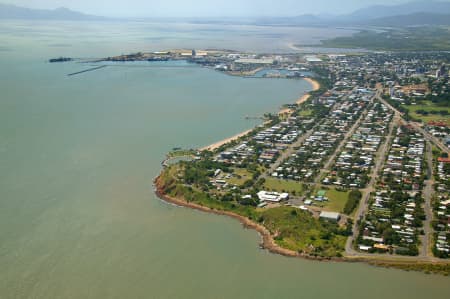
[245,115,265,120]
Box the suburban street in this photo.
[420,141,435,258]
[264,92,359,181]
[345,106,400,256]
[313,96,374,184]
[348,92,442,259]
[262,124,319,180]
[377,96,450,155]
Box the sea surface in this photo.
[0,20,449,298]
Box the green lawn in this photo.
[403,101,450,125]
[298,109,313,117]
[263,178,304,195]
[321,188,350,213]
[227,168,253,186]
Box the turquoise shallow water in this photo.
[0,20,449,299]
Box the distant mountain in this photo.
[251,1,450,27]
[346,0,450,21]
[2,0,450,27]
[0,3,105,20]
[366,12,450,26]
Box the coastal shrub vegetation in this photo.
[158,164,347,258]
[258,207,347,257]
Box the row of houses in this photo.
[357,126,426,255]
[433,156,450,257]
[253,120,303,164]
[324,102,392,188]
[274,92,365,182]
[216,141,256,166]
[383,127,425,190]
[214,117,306,165]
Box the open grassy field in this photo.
[321,188,350,213]
[402,101,450,125]
[263,178,304,195]
[298,108,313,117]
[227,168,253,186]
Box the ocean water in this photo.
[0,20,449,299]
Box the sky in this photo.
[4,0,449,17]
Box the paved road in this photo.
[377,96,450,155]
[346,92,444,259]
[313,98,374,184]
[377,93,445,259]
[420,141,435,258]
[262,125,319,180]
[410,121,450,155]
[264,92,360,181]
[262,98,348,180]
[345,110,399,256]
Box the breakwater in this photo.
[67,65,107,76]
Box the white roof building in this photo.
[235,58,274,64]
[257,191,289,203]
[319,211,341,221]
[305,55,323,63]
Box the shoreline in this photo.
[304,77,321,92]
[154,175,450,272]
[200,77,321,151]
[153,72,450,274]
[199,129,254,152]
[153,175,338,261]
[296,78,321,105]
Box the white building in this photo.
[319,211,341,222]
[257,191,289,203]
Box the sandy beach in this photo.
[305,77,321,91]
[155,73,450,273]
[200,77,321,151]
[278,108,294,115]
[296,78,321,105]
[199,129,253,151]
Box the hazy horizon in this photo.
[3,0,450,18]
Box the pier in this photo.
[245,115,265,120]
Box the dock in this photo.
[245,115,265,120]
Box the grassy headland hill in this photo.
[155,161,350,258]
